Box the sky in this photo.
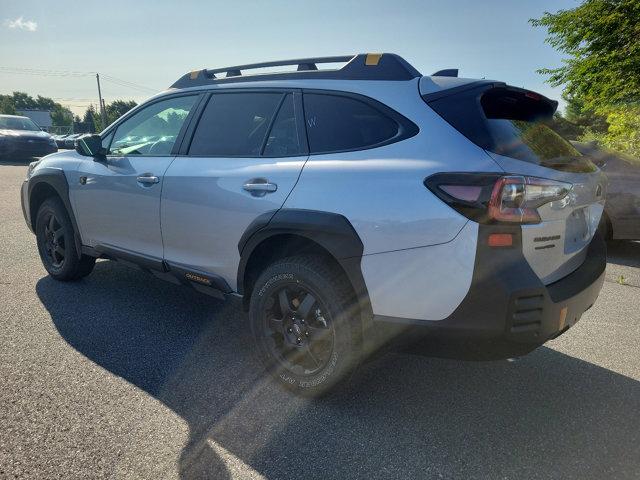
[0,0,580,116]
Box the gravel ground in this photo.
[1,160,639,480]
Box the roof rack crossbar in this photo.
[206,55,353,79]
[171,53,422,88]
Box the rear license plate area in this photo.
[564,207,589,253]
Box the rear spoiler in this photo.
[423,81,558,116]
[431,69,459,77]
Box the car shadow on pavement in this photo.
[607,240,640,268]
[37,260,640,480]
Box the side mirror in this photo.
[75,134,106,158]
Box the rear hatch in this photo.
[422,80,606,284]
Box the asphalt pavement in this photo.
[1,160,639,479]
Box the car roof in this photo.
[0,114,30,120]
[106,54,502,131]
[161,53,497,106]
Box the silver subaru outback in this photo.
[21,53,607,395]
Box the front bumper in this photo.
[371,226,606,360]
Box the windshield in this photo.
[0,116,41,131]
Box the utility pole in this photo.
[96,73,107,129]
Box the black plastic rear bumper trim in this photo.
[371,226,606,360]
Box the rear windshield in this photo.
[427,85,596,173]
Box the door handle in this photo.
[137,174,159,185]
[243,179,277,197]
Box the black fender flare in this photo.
[237,209,371,316]
[27,168,83,260]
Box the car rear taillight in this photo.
[425,173,571,225]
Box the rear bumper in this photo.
[371,226,606,360]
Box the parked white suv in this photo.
[22,53,607,395]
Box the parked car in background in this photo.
[52,134,70,149]
[572,141,640,241]
[63,134,83,149]
[0,114,57,159]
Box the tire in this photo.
[249,255,361,396]
[35,197,96,281]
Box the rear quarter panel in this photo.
[285,84,502,254]
[285,84,503,320]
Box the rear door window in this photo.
[303,93,400,153]
[189,92,283,156]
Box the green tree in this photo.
[0,95,17,114]
[50,105,74,127]
[82,104,97,124]
[531,0,640,109]
[0,92,74,127]
[82,104,99,132]
[10,91,37,110]
[562,93,608,134]
[532,0,640,157]
[84,100,137,132]
[581,106,640,157]
[106,100,137,125]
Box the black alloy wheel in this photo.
[263,284,335,376]
[41,212,66,269]
[35,197,96,281]
[249,255,360,396]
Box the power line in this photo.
[0,66,159,93]
[100,75,157,93]
[51,98,113,102]
[1,66,157,117]
[0,66,90,77]
[52,98,141,103]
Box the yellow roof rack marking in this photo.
[365,53,383,66]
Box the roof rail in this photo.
[171,53,422,88]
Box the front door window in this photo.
[108,95,197,156]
